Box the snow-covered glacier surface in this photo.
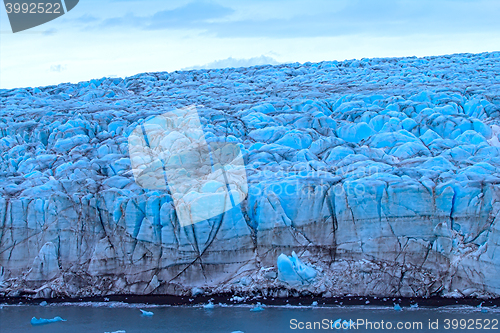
[1,52,500,299]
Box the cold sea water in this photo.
[0,302,498,333]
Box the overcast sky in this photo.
[1,0,499,89]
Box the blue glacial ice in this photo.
[140,309,154,316]
[249,302,264,312]
[277,252,317,286]
[30,316,66,325]
[203,301,215,309]
[0,52,500,299]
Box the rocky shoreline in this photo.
[1,293,499,309]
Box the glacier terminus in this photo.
[0,52,500,300]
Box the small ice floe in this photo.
[203,301,215,309]
[343,320,354,329]
[332,319,354,330]
[104,331,126,333]
[140,309,154,316]
[477,302,488,313]
[393,303,402,311]
[231,331,244,333]
[39,301,48,306]
[30,316,66,325]
[250,302,264,312]
[311,301,318,307]
[410,303,418,309]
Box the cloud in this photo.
[74,14,99,24]
[205,0,500,38]
[147,1,234,29]
[183,55,280,70]
[99,1,234,29]
[90,0,500,38]
[49,64,66,72]
[42,28,57,35]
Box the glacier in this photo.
[1,52,500,300]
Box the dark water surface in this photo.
[0,303,498,333]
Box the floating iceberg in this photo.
[30,316,66,325]
[249,302,264,312]
[203,301,215,309]
[139,309,154,316]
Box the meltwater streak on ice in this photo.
[0,304,499,333]
[128,106,248,227]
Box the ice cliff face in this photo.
[1,52,500,299]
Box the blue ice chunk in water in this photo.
[30,316,66,325]
[477,302,488,313]
[250,302,264,312]
[393,303,402,311]
[333,319,342,328]
[203,301,215,309]
[140,309,154,316]
[342,320,354,329]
